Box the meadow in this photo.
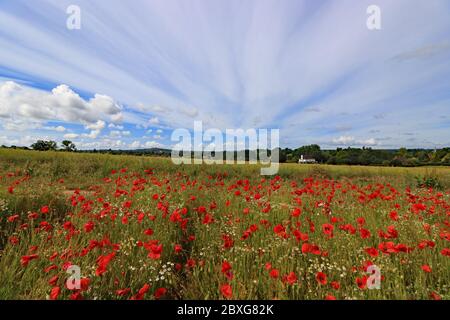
[0,148,448,300]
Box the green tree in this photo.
[31,140,57,151]
[62,140,77,152]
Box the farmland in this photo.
[0,148,449,300]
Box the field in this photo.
[0,148,449,300]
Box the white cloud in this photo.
[108,123,124,130]
[144,141,165,149]
[129,140,141,149]
[149,117,159,125]
[331,136,378,146]
[0,81,122,129]
[63,133,79,139]
[85,120,106,131]
[44,125,66,132]
[332,136,355,145]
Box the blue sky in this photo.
[0,0,449,150]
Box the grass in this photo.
[0,148,448,300]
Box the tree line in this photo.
[1,141,449,167]
[281,144,450,167]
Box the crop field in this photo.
[0,149,449,300]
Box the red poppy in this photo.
[116,288,131,296]
[96,252,116,276]
[316,272,327,285]
[331,281,340,290]
[421,265,432,273]
[291,208,301,217]
[322,224,334,238]
[222,235,234,249]
[269,269,279,279]
[41,206,49,214]
[356,276,368,289]
[7,215,19,223]
[325,294,336,300]
[48,275,59,286]
[21,254,39,267]
[285,272,297,285]
[84,221,94,233]
[365,247,379,257]
[144,228,154,236]
[50,286,60,300]
[174,244,183,253]
[221,261,232,274]
[389,210,399,221]
[429,292,441,300]
[148,243,163,260]
[154,287,167,300]
[441,248,450,257]
[132,283,150,300]
[220,284,232,299]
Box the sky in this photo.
[0,0,449,150]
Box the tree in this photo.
[62,140,76,152]
[31,140,57,151]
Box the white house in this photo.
[298,155,317,164]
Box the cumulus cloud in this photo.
[331,136,378,146]
[0,81,122,133]
[44,125,66,132]
[63,133,79,139]
[148,117,160,125]
[143,141,165,149]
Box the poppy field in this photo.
[0,149,449,300]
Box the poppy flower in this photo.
[7,215,20,223]
[21,254,39,267]
[331,281,340,290]
[316,272,327,285]
[154,287,167,300]
[174,244,183,254]
[96,252,116,276]
[356,276,368,289]
[41,206,49,214]
[132,283,150,300]
[148,244,163,260]
[48,275,59,286]
[421,265,432,273]
[220,284,232,299]
[84,221,94,233]
[429,292,441,300]
[144,228,154,236]
[441,248,450,257]
[322,224,334,238]
[325,295,336,300]
[49,286,60,300]
[80,278,90,291]
[116,288,131,296]
[269,269,279,279]
[285,272,297,285]
[221,261,232,274]
[291,208,301,217]
[359,228,371,239]
[389,211,399,221]
[365,247,379,257]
